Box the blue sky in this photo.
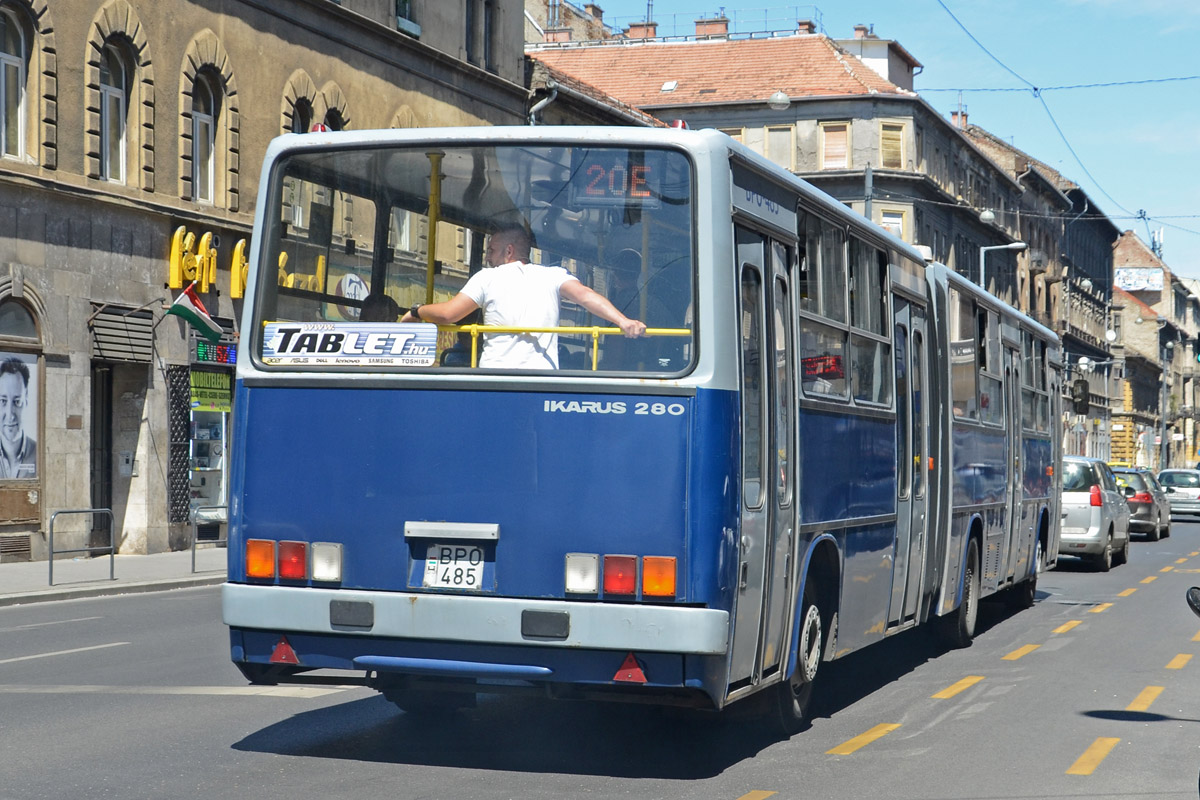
[589,1,1200,278]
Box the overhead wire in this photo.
[932,0,1188,233]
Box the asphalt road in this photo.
[4,522,1200,800]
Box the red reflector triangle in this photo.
[612,652,646,683]
[269,636,300,665]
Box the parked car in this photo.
[1112,467,1171,541]
[1060,456,1131,571]
[1157,469,1200,519]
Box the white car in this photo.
[1157,469,1200,518]
[1059,456,1131,571]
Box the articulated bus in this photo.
[224,126,1061,734]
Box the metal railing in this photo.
[190,505,228,573]
[47,508,116,586]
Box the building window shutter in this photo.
[881,124,903,169]
[822,124,848,169]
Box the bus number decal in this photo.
[634,402,686,416]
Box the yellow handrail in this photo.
[444,324,692,370]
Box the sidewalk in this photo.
[0,546,227,607]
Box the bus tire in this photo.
[771,583,822,736]
[942,538,980,648]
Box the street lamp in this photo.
[978,241,1027,291]
[1162,338,1175,471]
[766,90,791,111]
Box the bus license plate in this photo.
[423,543,485,590]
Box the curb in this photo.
[0,573,226,608]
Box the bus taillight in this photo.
[603,555,637,595]
[642,556,676,597]
[565,553,600,594]
[246,539,276,579]
[311,542,343,582]
[279,541,308,579]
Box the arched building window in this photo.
[191,71,218,204]
[180,31,238,209]
[0,8,26,159]
[99,43,127,183]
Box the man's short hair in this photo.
[359,293,400,322]
[492,224,534,258]
[0,358,29,388]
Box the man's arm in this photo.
[400,292,479,324]
[561,279,647,338]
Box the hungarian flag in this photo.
[166,282,222,343]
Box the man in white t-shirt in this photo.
[400,226,646,369]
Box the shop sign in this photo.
[190,369,232,412]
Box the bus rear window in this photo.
[253,143,695,375]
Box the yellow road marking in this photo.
[1054,620,1082,634]
[1167,654,1193,670]
[1161,566,1175,573]
[827,723,901,755]
[1177,558,1189,564]
[933,675,985,699]
[736,793,777,800]
[1141,576,1158,584]
[1192,630,1200,642]
[1117,588,1137,597]
[1191,552,1199,557]
[1003,644,1040,661]
[1127,686,1164,712]
[1067,737,1120,775]
[1090,603,1113,614]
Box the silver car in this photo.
[1112,467,1172,541]
[1060,456,1131,571]
[1157,469,1200,518]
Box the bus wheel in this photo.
[942,538,980,648]
[772,584,822,736]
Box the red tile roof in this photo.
[529,34,910,108]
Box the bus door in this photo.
[1003,345,1024,581]
[729,227,795,688]
[890,297,928,626]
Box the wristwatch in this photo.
[409,304,422,320]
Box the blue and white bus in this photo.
[223,126,1061,733]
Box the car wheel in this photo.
[1115,533,1129,566]
[1162,516,1171,538]
[1148,512,1161,542]
[1096,532,1113,572]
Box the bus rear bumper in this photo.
[222,583,729,654]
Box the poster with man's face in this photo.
[0,352,37,480]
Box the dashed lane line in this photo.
[1176,558,1190,565]
[1066,737,1121,775]
[0,684,351,698]
[1117,588,1137,597]
[1089,603,1113,614]
[1141,576,1158,584]
[0,642,128,664]
[735,792,777,800]
[1161,566,1175,573]
[1166,654,1193,670]
[932,675,985,699]
[1002,644,1040,661]
[1192,629,1200,643]
[1053,620,1082,634]
[826,723,902,755]
[1127,686,1164,712]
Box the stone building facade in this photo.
[1,0,527,561]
